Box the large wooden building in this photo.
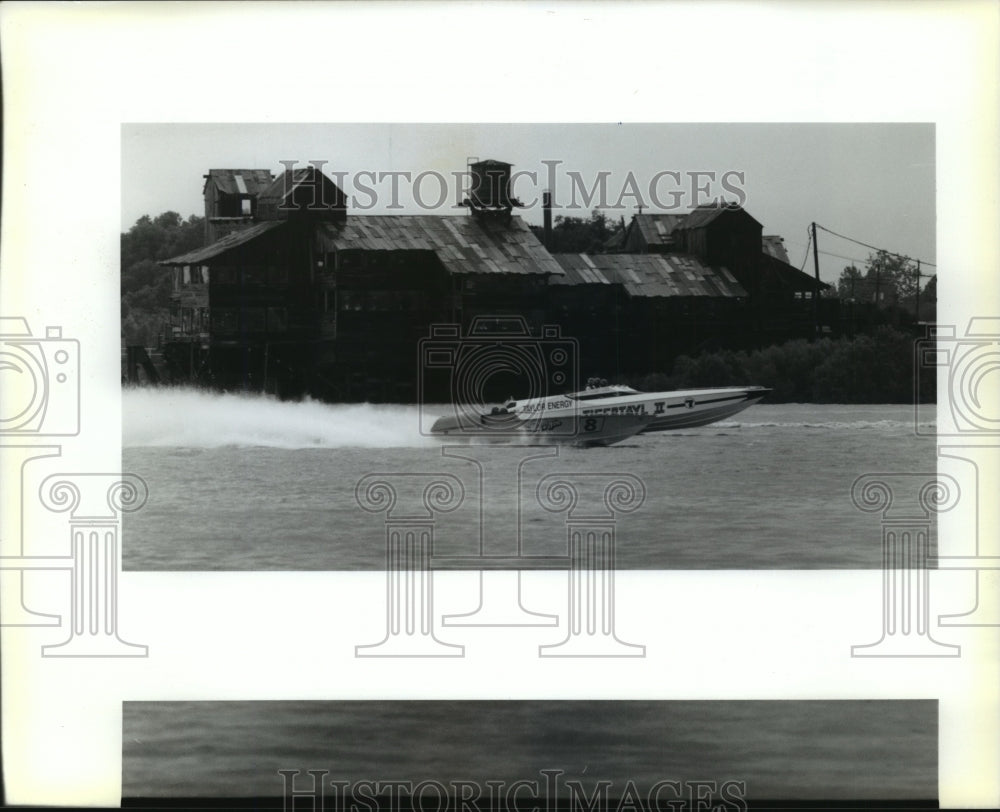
[163,162,563,400]
[160,161,837,400]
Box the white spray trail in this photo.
[123,387,439,449]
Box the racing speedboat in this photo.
[504,382,772,432]
[428,403,653,447]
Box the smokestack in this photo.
[543,191,553,250]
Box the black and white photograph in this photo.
[120,122,938,572]
[1,2,998,810]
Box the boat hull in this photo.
[639,389,771,432]
[532,386,772,433]
[429,411,652,447]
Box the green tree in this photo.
[916,274,937,321]
[530,209,623,253]
[863,250,917,307]
[121,212,205,347]
[836,264,868,302]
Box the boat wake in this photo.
[123,387,437,449]
[704,419,935,431]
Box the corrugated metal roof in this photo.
[257,167,345,208]
[318,215,563,276]
[675,204,763,231]
[634,213,686,246]
[550,253,747,298]
[760,252,831,292]
[159,221,285,265]
[204,169,275,196]
[762,235,791,264]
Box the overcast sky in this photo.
[122,122,935,285]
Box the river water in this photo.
[122,388,937,570]
[122,699,936,802]
[120,389,940,803]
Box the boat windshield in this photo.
[570,386,639,401]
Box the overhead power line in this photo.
[787,240,869,270]
[798,227,812,272]
[814,224,936,268]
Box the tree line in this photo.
[122,210,936,403]
[633,327,933,404]
[834,250,936,322]
[121,212,204,346]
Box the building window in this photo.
[215,267,237,285]
[241,198,252,216]
[243,308,266,332]
[243,267,266,285]
[267,308,288,333]
[212,308,238,334]
[339,291,366,311]
[267,266,289,284]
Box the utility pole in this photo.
[874,254,882,308]
[915,260,921,320]
[811,222,821,336]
